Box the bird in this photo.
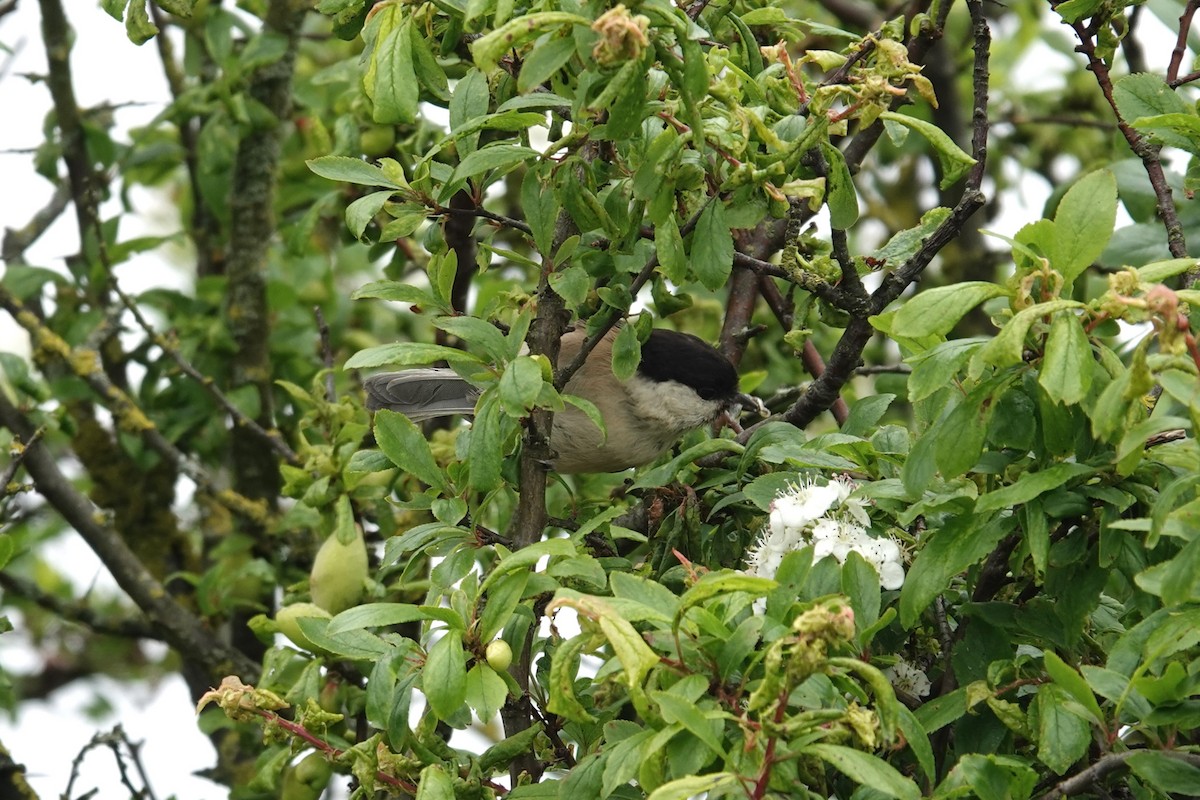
[363,325,763,473]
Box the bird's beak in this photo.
[715,393,769,435]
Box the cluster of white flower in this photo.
[745,477,906,590]
[883,658,932,698]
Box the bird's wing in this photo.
[363,369,480,421]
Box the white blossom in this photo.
[745,477,906,593]
[884,659,931,697]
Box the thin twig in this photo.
[1069,20,1188,261]
[110,276,301,466]
[314,306,337,404]
[0,571,159,639]
[1166,0,1199,84]
[0,180,72,264]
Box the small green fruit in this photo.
[276,603,332,653]
[310,529,368,614]
[281,752,333,800]
[485,640,513,671]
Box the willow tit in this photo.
[364,326,763,473]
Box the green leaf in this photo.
[470,12,591,72]
[1035,684,1091,775]
[872,207,953,266]
[896,705,936,782]
[373,410,450,493]
[415,763,455,800]
[1130,113,1200,155]
[464,663,508,721]
[805,743,921,800]
[610,324,641,382]
[423,630,468,718]
[880,111,976,188]
[498,356,545,416]
[1054,0,1104,22]
[975,462,1093,513]
[468,390,504,491]
[646,773,739,800]
[1039,312,1093,406]
[408,21,448,101]
[652,691,725,756]
[351,280,441,310]
[432,316,507,363]
[369,19,419,124]
[449,68,490,156]
[454,143,538,184]
[345,343,484,369]
[900,514,1013,628]
[691,202,734,290]
[655,216,687,285]
[978,300,1086,368]
[480,538,574,592]
[549,265,590,308]
[1052,169,1117,286]
[308,155,407,189]
[892,283,1007,338]
[1127,751,1200,794]
[328,602,429,634]
[345,190,393,239]
[478,570,529,641]
[934,383,994,478]
[547,634,596,722]
[1137,257,1199,283]
[124,0,159,44]
[822,141,859,229]
[518,34,576,93]
[1113,73,1194,121]
[1043,651,1104,724]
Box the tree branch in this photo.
[1068,20,1188,262]
[0,396,259,682]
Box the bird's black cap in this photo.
[637,329,739,401]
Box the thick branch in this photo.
[224,0,306,510]
[0,397,259,682]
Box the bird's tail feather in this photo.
[363,369,480,421]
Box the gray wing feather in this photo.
[364,369,480,421]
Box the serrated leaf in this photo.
[423,631,467,718]
[610,324,641,382]
[805,743,921,800]
[464,663,508,721]
[822,141,859,229]
[470,12,590,72]
[892,282,1008,338]
[1052,169,1117,286]
[975,462,1093,513]
[346,190,393,238]
[369,19,419,124]
[880,111,976,188]
[900,515,1013,628]
[308,155,407,189]
[374,409,450,493]
[691,202,733,290]
[498,356,545,416]
[1043,651,1104,724]
[454,144,538,184]
[1039,312,1093,405]
[1035,684,1091,775]
[1113,73,1193,122]
[328,602,429,634]
[978,300,1086,368]
[518,34,576,93]
[345,343,484,369]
